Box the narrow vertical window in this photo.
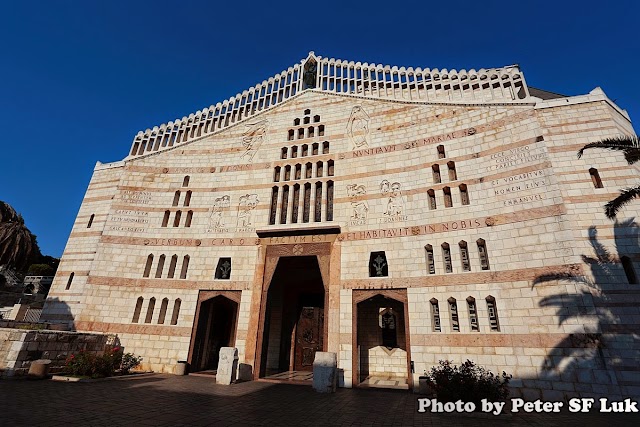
[294,118,300,126]
[428,189,437,210]
[157,298,169,324]
[132,297,144,323]
[180,255,190,279]
[442,243,452,273]
[314,182,322,222]
[467,297,479,331]
[316,161,323,178]
[447,161,457,181]
[437,145,445,159]
[448,297,459,332]
[432,165,441,184]
[167,255,178,278]
[280,185,290,224]
[87,214,95,228]
[288,130,294,141]
[328,160,334,176]
[292,184,300,223]
[269,187,278,225]
[65,272,75,290]
[162,210,170,227]
[303,183,311,223]
[215,257,232,279]
[369,251,388,277]
[284,165,291,181]
[589,168,603,188]
[301,144,309,157]
[185,210,193,228]
[144,297,156,323]
[291,146,298,158]
[323,141,329,154]
[298,128,304,139]
[312,143,319,155]
[155,254,166,278]
[314,115,320,123]
[182,176,190,187]
[170,299,181,325]
[305,162,312,179]
[173,210,182,227]
[172,191,180,206]
[308,126,315,138]
[295,164,302,180]
[326,180,334,221]
[621,256,638,284]
[430,298,441,332]
[143,255,153,278]
[183,191,192,207]
[318,125,325,136]
[425,244,436,274]
[443,187,453,208]
[281,147,288,159]
[274,166,281,182]
[486,296,500,331]
[460,184,470,205]
[459,241,471,271]
[477,239,490,270]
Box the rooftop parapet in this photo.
[127,52,530,159]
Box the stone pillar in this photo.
[313,352,337,393]
[216,347,238,385]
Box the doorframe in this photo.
[254,243,331,379]
[187,290,242,369]
[352,289,413,390]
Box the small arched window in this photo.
[185,210,193,228]
[180,255,190,279]
[170,299,181,325]
[477,239,490,270]
[447,161,457,181]
[312,143,319,156]
[182,176,190,187]
[443,187,453,208]
[305,162,312,179]
[157,298,169,324]
[161,210,170,227]
[87,214,95,228]
[183,191,192,207]
[308,126,315,138]
[291,146,298,158]
[322,141,329,154]
[425,244,435,274]
[293,118,300,126]
[144,297,156,323]
[143,255,153,278]
[430,298,441,332]
[442,243,452,273]
[448,297,460,331]
[301,144,309,157]
[432,165,441,184]
[295,164,302,180]
[327,160,334,177]
[437,145,446,159]
[167,255,178,279]
[65,272,75,290]
[298,128,304,139]
[314,115,320,123]
[173,210,182,227]
[467,297,479,331]
[281,147,288,159]
[428,189,437,210]
[172,191,181,206]
[318,125,325,137]
[589,168,603,188]
[621,256,638,284]
[460,184,470,205]
[132,297,144,323]
[369,251,388,277]
[284,165,291,181]
[155,254,166,278]
[288,129,294,141]
[459,241,471,271]
[486,295,500,331]
[274,166,281,182]
[215,257,232,279]
[316,161,323,178]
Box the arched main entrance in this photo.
[188,291,240,372]
[258,256,326,379]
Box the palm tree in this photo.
[0,201,38,271]
[577,136,640,219]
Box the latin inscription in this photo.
[143,238,202,246]
[265,235,330,245]
[120,190,152,204]
[340,218,483,241]
[487,146,547,171]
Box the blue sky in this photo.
[1,1,639,258]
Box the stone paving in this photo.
[0,374,638,426]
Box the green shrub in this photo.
[120,353,143,374]
[65,347,123,378]
[424,360,511,405]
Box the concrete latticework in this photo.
[43,53,639,400]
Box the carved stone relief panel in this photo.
[346,106,371,150]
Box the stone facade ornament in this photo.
[240,120,268,162]
[380,180,405,218]
[347,184,369,225]
[208,195,230,231]
[347,106,371,150]
[237,194,259,229]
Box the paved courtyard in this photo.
[0,374,637,426]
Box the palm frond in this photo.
[604,185,640,219]
[577,136,640,165]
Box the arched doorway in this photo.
[353,290,412,390]
[258,256,326,379]
[189,292,239,372]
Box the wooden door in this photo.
[293,307,324,371]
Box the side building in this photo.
[42,53,640,399]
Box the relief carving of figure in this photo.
[346,106,371,150]
[346,184,369,221]
[240,120,269,162]
[209,195,230,229]
[380,180,405,217]
[237,194,259,228]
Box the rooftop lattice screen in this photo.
[128,52,530,159]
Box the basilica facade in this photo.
[42,53,639,399]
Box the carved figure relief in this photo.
[380,180,406,220]
[346,106,371,150]
[240,120,269,162]
[346,184,369,225]
[237,194,259,229]
[208,195,230,231]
